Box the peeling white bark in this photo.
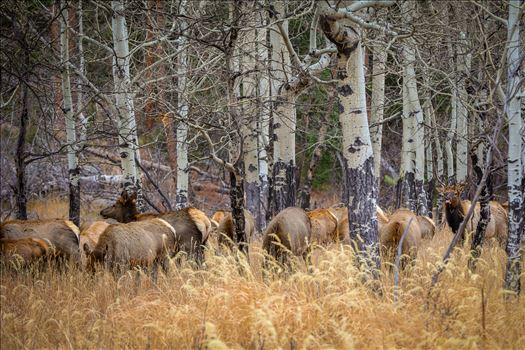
[504,0,524,295]
[455,32,471,184]
[270,2,297,213]
[446,89,457,182]
[60,1,80,225]
[176,0,189,209]
[370,43,386,180]
[401,0,426,215]
[319,3,379,277]
[111,0,142,208]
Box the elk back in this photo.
[0,219,80,262]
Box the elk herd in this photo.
[0,185,509,278]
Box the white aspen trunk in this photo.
[397,71,416,210]
[370,43,386,182]
[320,9,380,279]
[455,32,471,185]
[241,12,261,228]
[446,89,457,183]
[270,2,297,215]
[504,0,523,295]
[258,22,270,229]
[423,98,434,215]
[429,101,444,222]
[111,0,143,210]
[77,0,87,146]
[60,2,80,226]
[401,0,427,215]
[175,0,189,209]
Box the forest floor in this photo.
[1,199,524,349]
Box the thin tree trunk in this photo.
[257,4,269,230]
[401,0,427,215]
[370,42,386,186]
[446,91,457,183]
[231,166,247,254]
[175,0,189,209]
[456,32,470,185]
[144,0,156,130]
[111,0,143,209]
[429,101,444,222]
[60,1,80,226]
[504,0,523,296]
[77,0,88,147]
[299,103,331,210]
[225,2,246,249]
[241,10,261,228]
[15,79,28,220]
[469,136,491,271]
[397,78,416,211]
[258,78,270,228]
[51,2,63,121]
[320,10,380,283]
[270,2,296,215]
[424,98,434,217]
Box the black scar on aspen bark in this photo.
[354,137,365,146]
[337,84,353,97]
[337,71,348,80]
[347,146,358,154]
[270,160,296,215]
[120,151,128,158]
[338,101,345,114]
[319,16,359,57]
[248,164,257,173]
[343,156,380,281]
[350,109,363,115]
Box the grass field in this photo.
[1,200,524,349]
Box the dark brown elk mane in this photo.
[439,184,467,235]
[444,198,466,234]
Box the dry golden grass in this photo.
[1,224,524,350]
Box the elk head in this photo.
[437,183,466,207]
[437,182,467,234]
[100,190,138,223]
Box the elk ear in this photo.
[83,242,92,256]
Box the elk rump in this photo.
[216,209,256,247]
[84,218,177,276]
[379,208,421,267]
[0,238,50,266]
[0,219,80,262]
[262,207,311,265]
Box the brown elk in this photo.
[83,218,177,278]
[441,184,508,245]
[379,208,422,267]
[0,237,50,267]
[262,207,312,266]
[329,204,389,243]
[417,216,436,239]
[211,211,228,226]
[216,209,256,247]
[100,191,212,263]
[0,219,80,262]
[79,221,110,265]
[307,208,339,245]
